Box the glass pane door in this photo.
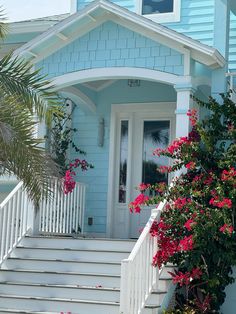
[142,120,170,185]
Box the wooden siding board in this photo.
[229,12,236,72]
[75,0,214,46]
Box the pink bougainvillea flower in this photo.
[187,108,198,126]
[129,194,149,213]
[209,197,232,209]
[178,235,194,252]
[185,161,196,170]
[219,224,234,235]
[138,183,150,192]
[169,267,202,287]
[184,219,196,231]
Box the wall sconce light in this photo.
[98,118,105,147]
[128,79,141,87]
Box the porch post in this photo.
[174,84,196,138]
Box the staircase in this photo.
[0,236,173,314]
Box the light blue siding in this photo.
[37,21,184,78]
[165,0,214,46]
[229,12,236,71]
[76,0,215,46]
[72,80,176,234]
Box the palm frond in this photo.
[0,96,61,204]
[0,8,8,39]
[0,53,61,125]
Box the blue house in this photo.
[0,0,235,312]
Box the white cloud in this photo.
[1,0,71,22]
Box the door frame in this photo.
[106,102,176,238]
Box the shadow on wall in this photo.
[221,267,236,314]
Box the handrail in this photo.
[120,200,166,314]
[0,181,33,266]
[38,179,87,235]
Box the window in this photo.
[142,0,173,15]
[139,0,180,23]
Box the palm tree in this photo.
[0,16,61,204]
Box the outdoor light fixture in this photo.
[128,79,141,87]
[98,117,105,147]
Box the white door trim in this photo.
[106,102,176,238]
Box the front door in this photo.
[108,103,175,239]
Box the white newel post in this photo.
[174,85,196,138]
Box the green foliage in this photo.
[0,21,60,203]
[132,94,236,313]
[48,102,86,175]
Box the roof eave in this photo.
[14,0,225,69]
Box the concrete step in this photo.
[146,289,167,306]
[12,246,129,262]
[0,269,120,288]
[0,295,120,313]
[3,257,121,275]
[0,282,120,302]
[22,236,135,251]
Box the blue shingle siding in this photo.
[229,12,236,72]
[37,21,184,78]
[76,0,214,46]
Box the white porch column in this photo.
[174,84,196,138]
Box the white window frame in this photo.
[137,0,181,23]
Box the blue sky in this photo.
[1,0,71,22]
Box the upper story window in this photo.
[139,0,181,23]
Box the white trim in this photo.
[107,102,176,238]
[52,67,192,90]
[83,80,116,92]
[56,32,68,41]
[59,86,96,113]
[70,0,77,14]
[13,0,225,69]
[138,0,181,23]
[9,20,60,34]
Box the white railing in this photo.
[39,180,86,235]
[0,181,33,266]
[226,72,236,101]
[120,200,167,314]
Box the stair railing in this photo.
[38,179,87,235]
[0,181,34,266]
[120,200,167,314]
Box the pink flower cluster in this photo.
[178,235,194,252]
[187,108,198,126]
[184,218,196,231]
[153,136,190,157]
[64,170,76,194]
[173,197,191,210]
[221,167,236,182]
[169,267,202,287]
[138,183,151,192]
[151,219,194,268]
[185,161,196,170]
[63,159,90,194]
[209,197,232,209]
[219,224,234,235]
[129,194,149,213]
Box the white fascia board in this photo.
[9,20,59,35]
[13,0,225,69]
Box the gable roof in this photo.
[13,0,225,69]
